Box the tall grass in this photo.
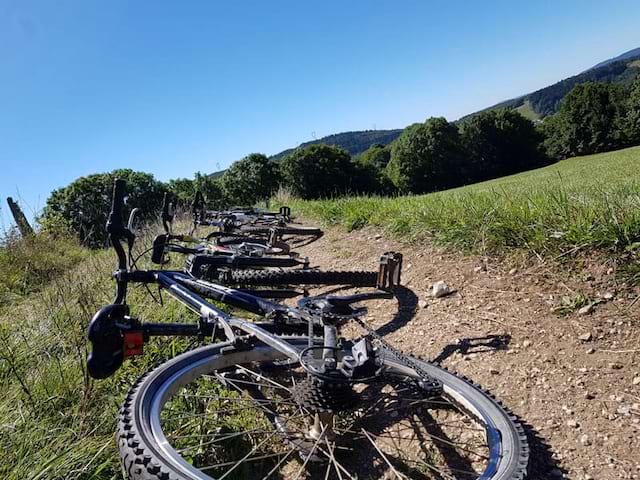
[280,146,640,256]
[0,223,202,479]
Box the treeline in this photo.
[41,78,640,246]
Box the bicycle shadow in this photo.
[431,334,511,365]
[285,233,324,249]
[375,285,419,337]
[309,284,419,338]
[430,334,566,479]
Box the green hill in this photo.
[269,129,402,162]
[460,48,640,121]
[264,47,640,167]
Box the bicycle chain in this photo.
[352,316,444,396]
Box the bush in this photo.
[220,153,280,205]
[542,82,628,159]
[280,145,356,199]
[460,109,548,181]
[385,117,465,194]
[359,144,391,170]
[625,78,640,145]
[41,169,165,247]
[167,172,227,209]
[0,230,86,306]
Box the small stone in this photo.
[633,376,640,386]
[374,233,382,240]
[578,304,594,315]
[431,280,452,298]
[489,368,500,375]
[584,392,595,400]
[609,363,623,370]
[586,348,595,354]
[508,268,518,275]
[523,340,532,348]
[567,419,579,428]
[603,292,614,300]
[578,332,592,342]
[617,405,630,415]
[473,265,484,273]
[418,299,428,309]
[579,434,591,446]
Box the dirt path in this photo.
[294,227,640,480]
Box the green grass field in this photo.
[282,146,640,257]
[1,146,639,479]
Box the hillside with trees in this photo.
[37,74,640,244]
[269,129,402,162]
[461,49,640,121]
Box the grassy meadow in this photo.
[0,226,201,479]
[281,146,640,258]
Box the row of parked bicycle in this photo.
[86,179,529,480]
[147,190,383,293]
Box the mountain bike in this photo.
[191,191,323,238]
[152,193,379,291]
[87,179,529,479]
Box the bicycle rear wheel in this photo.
[118,337,528,479]
[229,269,378,287]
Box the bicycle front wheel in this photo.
[118,337,528,479]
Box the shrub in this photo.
[0,230,86,306]
[41,169,165,247]
[385,117,465,194]
[460,109,548,181]
[280,145,356,199]
[220,153,280,205]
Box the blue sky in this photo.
[1,0,639,225]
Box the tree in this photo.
[460,109,547,181]
[166,177,196,204]
[359,144,391,170]
[539,114,568,160]
[166,173,227,210]
[542,82,628,159]
[385,117,464,194]
[625,78,640,145]
[193,172,226,209]
[220,154,280,205]
[280,145,355,199]
[41,169,165,247]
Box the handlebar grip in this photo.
[107,178,126,234]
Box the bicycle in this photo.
[152,193,380,291]
[87,179,529,479]
[192,191,323,238]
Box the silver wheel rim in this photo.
[143,342,521,479]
